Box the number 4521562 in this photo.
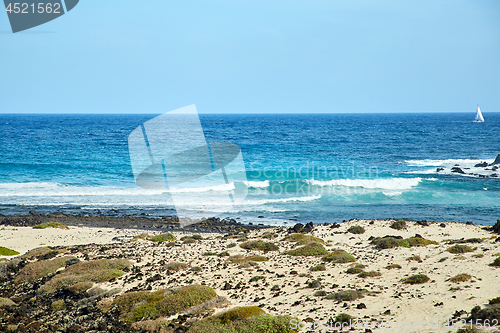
[6,3,61,14]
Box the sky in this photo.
[1,0,499,114]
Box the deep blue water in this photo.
[0,113,499,225]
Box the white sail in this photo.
[474,106,484,122]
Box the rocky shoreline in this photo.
[0,212,261,234]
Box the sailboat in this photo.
[473,105,484,123]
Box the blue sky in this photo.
[1,0,499,113]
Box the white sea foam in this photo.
[243,180,270,188]
[305,178,422,190]
[404,158,493,167]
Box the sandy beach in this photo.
[1,218,500,332]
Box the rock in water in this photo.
[474,162,488,167]
[436,168,444,172]
[451,167,465,174]
[490,154,500,166]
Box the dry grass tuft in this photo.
[403,274,430,284]
[448,273,471,283]
[33,222,69,230]
[447,244,474,254]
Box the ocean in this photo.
[0,113,499,226]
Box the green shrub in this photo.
[203,251,217,256]
[314,290,327,297]
[386,264,402,270]
[115,285,217,322]
[346,264,366,274]
[150,233,176,242]
[358,271,382,278]
[218,251,230,257]
[240,240,279,251]
[14,256,74,284]
[51,300,66,311]
[449,273,471,283]
[249,276,265,283]
[41,259,130,293]
[284,242,328,256]
[403,274,430,285]
[470,304,500,322]
[347,226,365,234]
[0,247,20,256]
[326,290,364,301]
[311,264,326,271]
[489,297,500,305]
[447,245,474,254]
[156,285,217,316]
[334,313,355,325]
[217,306,266,324]
[284,233,325,245]
[187,313,297,333]
[447,238,483,244]
[390,220,407,230]
[192,234,203,240]
[406,237,439,247]
[33,222,69,230]
[322,249,356,263]
[371,237,410,249]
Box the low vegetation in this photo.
[346,264,366,274]
[371,236,438,250]
[347,226,365,234]
[240,240,279,251]
[310,264,326,271]
[403,274,430,285]
[358,270,382,278]
[326,290,364,302]
[284,242,328,256]
[447,238,483,244]
[0,247,20,256]
[113,284,217,322]
[448,273,471,283]
[470,304,500,322]
[33,222,69,230]
[386,264,402,270]
[187,306,296,333]
[334,313,355,325]
[390,220,407,230]
[322,249,356,263]
[40,258,130,293]
[132,233,176,242]
[489,296,500,305]
[14,256,75,284]
[447,244,474,254]
[284,233,324,245]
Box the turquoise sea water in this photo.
[0,113,499,225]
